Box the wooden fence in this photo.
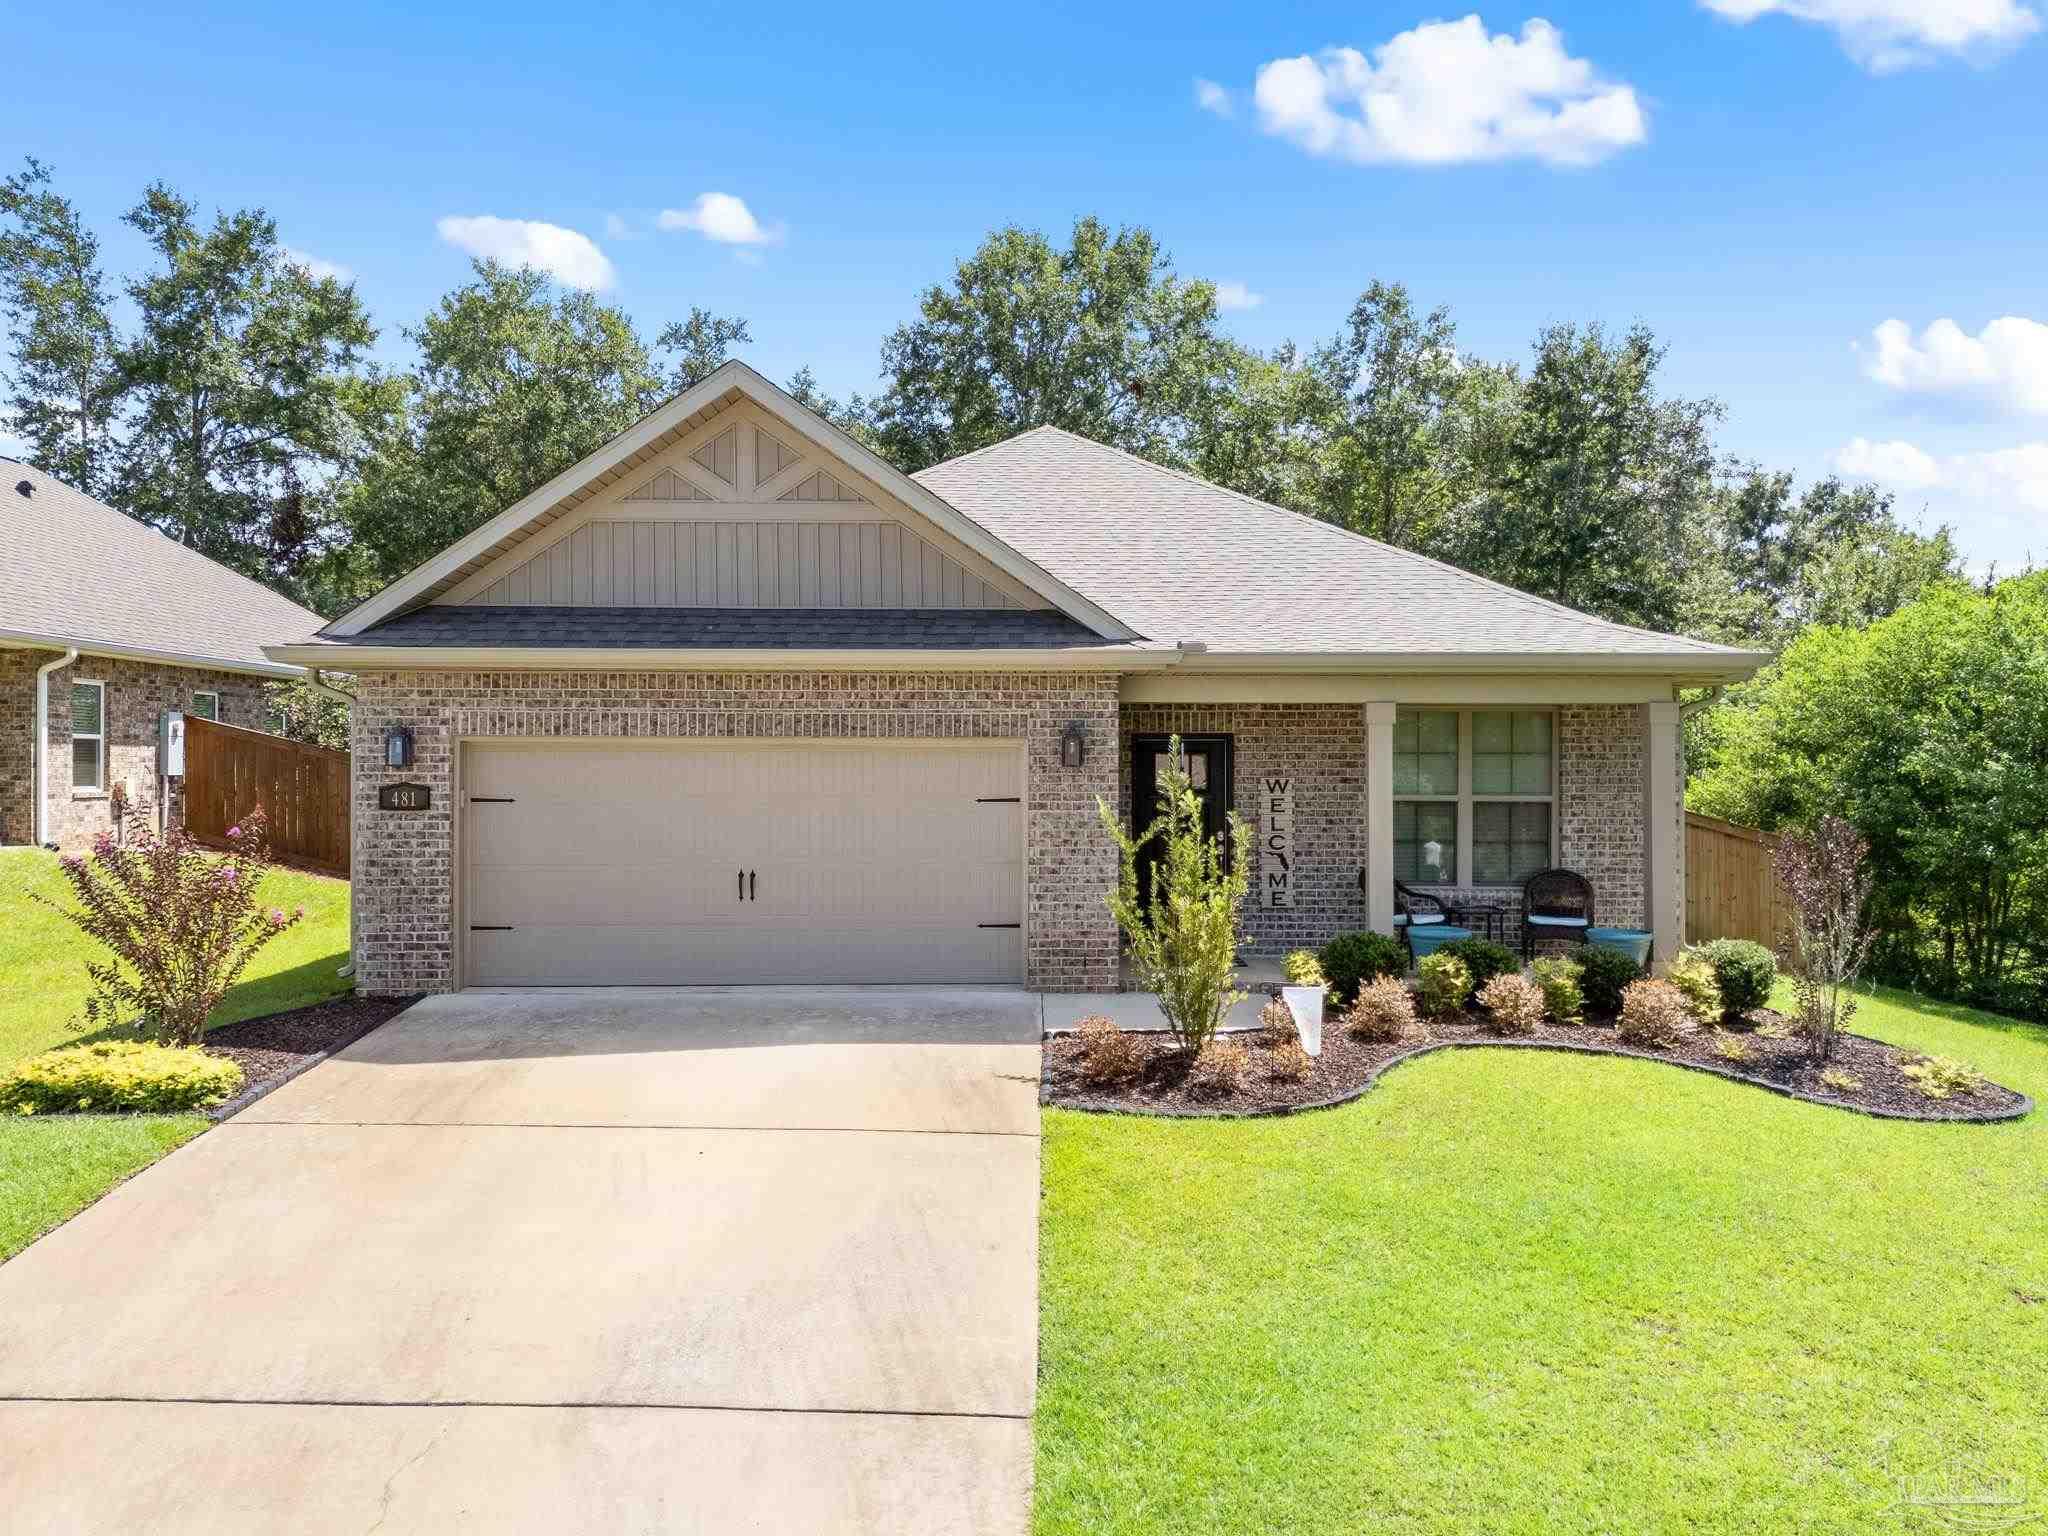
[182,716,350,877]
[1684,812,1791,955]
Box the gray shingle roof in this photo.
[0,462,322,674]
[915,427,1753,660]
[348,605,1113,650]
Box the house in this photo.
[0,462,323,850]
[267,361,1769,996]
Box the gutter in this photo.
[264,643,1182,672]
[33,648,78,847]
[0,629,304,680]
[1680,685,1727,720]
[1170,649,1775,682]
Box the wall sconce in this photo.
[384,725,415,769]
[1060,721,1087,769]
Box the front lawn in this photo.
[0,849,351,1262]
[1037,985,2048,1534]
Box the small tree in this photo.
[37,810,305,1046]
[1098,737,1250,1055]
[1775,814,1875,1062]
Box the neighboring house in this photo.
[268,362,1768,996]
[0,462,323,850]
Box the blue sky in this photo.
[6,1,2044,568]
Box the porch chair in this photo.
[1520,867,1594,961]
[1382,875,1462,963]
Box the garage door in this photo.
[461,741,1025,985]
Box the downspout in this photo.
[310,669,358,980]
[33,648,78,849]
[1679,685,1725,722]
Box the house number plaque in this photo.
[1261,775,1295,909]
[379,782,432,812]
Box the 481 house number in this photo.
[378,782,432,812]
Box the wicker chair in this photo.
[1521,868,1594,960]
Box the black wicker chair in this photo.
[1521,867,1594,960]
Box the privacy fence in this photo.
[1684,811,1791,956]
[182,716,350,877]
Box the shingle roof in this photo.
[0,462,321,674]
[345,605,1114,650]
[915,427,1754,661]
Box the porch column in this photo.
[1365,701,1396,936]
[1643,700,1682,965]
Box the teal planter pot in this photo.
[1408,924,1473,961]
[1586,927,1654,967]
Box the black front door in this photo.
[1130,734,1234,906]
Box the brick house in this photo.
[267,362,1768,996]
[0,463,325,850]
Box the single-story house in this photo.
[268,361,1768,996]
[0,461,324,850]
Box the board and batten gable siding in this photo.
[439,402,1043,612]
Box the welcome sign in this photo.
[1261,775,1295,909]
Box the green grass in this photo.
[1037,984,2048,1534]
[0,849,351,1262]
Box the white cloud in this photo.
[1949,443,2048,513]
[1835,436,2048,568]
[435,216,616,290]
[602,212,634,240]
[1213,281,1263,311]
[1700,0,2039,72]
[1865,316,2048,415]
[1246,16,1646,169]
[1836,435,1942,488]
[1194,77,1233,116]
[657,192,782,247]
[281,246,352,282]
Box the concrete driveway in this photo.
[0,987,1044,1533]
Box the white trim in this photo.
[325,361,1137,642]
[1179,650,1769,680]
[69,678,106,794]
[265,643,1176,672]
[0,630,304,680]
[1122,671,1678,705]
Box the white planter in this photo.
[1282,985,1326,1057]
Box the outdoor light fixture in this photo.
[384,725,415,769]
[1061,721,1087,768]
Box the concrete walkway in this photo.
[0,987,1044,1534]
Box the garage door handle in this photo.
[749,870,757,901]
[978,922,1021,929]
[470,925,513,931]
[738,869,744,901]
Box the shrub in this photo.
[1258,998,1298,1048]
[35,810,305,1046]
[1438,937,1519,990]
[1712,1031,1752,1063]
[1776,816,1875,1063]
[1188,1039,1249,1098]
[1900,1053,1984,1101]
[1099,738,1251,1055]
[1616,979,1691,1049]
[1281,950,1326,987]
[1575,944,1645,1016]
[1319,931,1408,1006]
[0,1041,244,1115]
[1267,1038,1313,1082]
[1531,956,1585,1023]
[1344,976,1418,1043]
[1417,953,1473,1018]
[1667,950,1723,1027]
[1073,1016,1145,1085]
[1477,972,1545,1037]
[1696,938,1778,1020]
[1819,1068,1863,1093]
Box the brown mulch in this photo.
[1042,1003,2032,1123]
[204,994,417,1106]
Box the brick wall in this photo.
[349,669,1124,996]
[1119,703,1368,954]
[1557,703,1648,937]
[0,648,268,849]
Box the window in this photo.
[1392,708,1555,887]
[190,691,219,722]
[70,681,105,792]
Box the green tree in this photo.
[0,158,122,495]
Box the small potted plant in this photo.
[1280,949,1327,1056]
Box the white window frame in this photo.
[190,690,220,723]
[1393,708,1559,889]
[70,679,106,795]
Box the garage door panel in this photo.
[468,923,1024,986]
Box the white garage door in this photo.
[461,741,1025,986]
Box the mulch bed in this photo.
[204,994,417,1112]
[1042,1003,2032,1123]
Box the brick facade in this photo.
[349,669,1124,997]
[0,648,268,849]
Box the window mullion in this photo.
[1456,709,1473,888]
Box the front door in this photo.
[1129,734,1234,907]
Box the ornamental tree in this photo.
[1775,814,1875,1063]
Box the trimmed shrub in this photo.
[1819,1068,1863,1093]
[1258,998,1298,1048]
[1697,938,1778,1019]
[1531,956,1585,1023]
[1074,1015,1145,1085]
[1320,931,1408,1006]
[1417,953,1474,1018]
[1900,1053,1984,1101]
[1267,1038,1313,1082]
[1616,979,1691,1049]
[1188,1039,1250,1098]
[1344,976,1418,1043]
[0,1041,244,1115]
[1668,949,1723,1027]
[1438,937,1519,990]
[1712,1031,1752,1063]
[1477,973,1545,1037]
[1575,944,1646,1016]
[1281,949,1326,987]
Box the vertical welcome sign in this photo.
[1261,774,1295,909]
